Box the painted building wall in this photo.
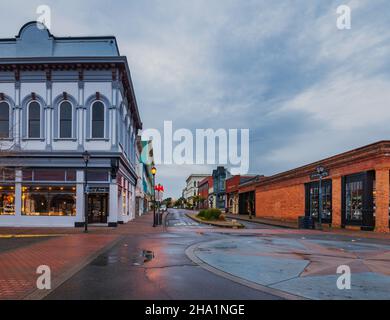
[0,22,141,227]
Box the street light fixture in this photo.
[83,151,90,233]
[151,166,157,227]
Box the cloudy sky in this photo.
[1,0,389,198]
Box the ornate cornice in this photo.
[0,57,142,130]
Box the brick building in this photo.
[226,175,258,214]
[254,141,390,233]
[198,176,213,209]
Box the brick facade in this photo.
[254,141,390,233]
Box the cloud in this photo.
[0,0,389,197]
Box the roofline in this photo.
[186,174,211,183]
[0,56,142,129]
[256,140,390,187]
[4,21,120,56]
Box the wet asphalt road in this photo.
[46,209,282,300]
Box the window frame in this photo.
[27,100,42,139]
[0,101,11,139]
[90,100,106,139]
[58,100,74,139]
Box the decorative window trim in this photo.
[27,100,43,139]
[0,100,11,139]
[53,94,78,141]
[58,100,74,139]
[90,100,106,139]
[21,94,46,140]
[85,94,110,140]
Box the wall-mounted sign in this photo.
[86,186,109,194]
[310,167,330,180]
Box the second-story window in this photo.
[0,102,10,138]
[28,101,41,138]
[91,101,105,138]
[59,101,72,138]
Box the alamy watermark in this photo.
[141,121,250,175]
[337,5,351,30]
[36,265,51,290]
[336,265,351,290]
[36,5,51,30]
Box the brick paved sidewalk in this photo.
[0,213,161,300]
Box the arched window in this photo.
[28,101,41,138]
[0,102,10,138]
[59,101,72,138]
[91,101,105,138]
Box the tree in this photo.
[173,197,186,208]
[162,197,173,208]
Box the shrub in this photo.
[197,208,222,221]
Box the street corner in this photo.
[187,235,390,300]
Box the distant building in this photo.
[135,138,154,216]
[183,174,210,207]
[226,175,260,214]
[198,176,213,209]
[212,167,231,210]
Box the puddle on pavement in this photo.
[91,255,119,266]
[132,250,155,266]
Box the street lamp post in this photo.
[151,166,157,227]
[83,151,91,233]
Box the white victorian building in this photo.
[183,174,210,206]
[0,22,142,227]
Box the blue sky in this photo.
[1,0,390,198]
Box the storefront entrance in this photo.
[342,171,375,231]
[239,191,255,215]
[305,180,332,223]
[88,194,108,224]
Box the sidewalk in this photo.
[0,213,161,300]
[226,214,390,240]
[226,214,298,229]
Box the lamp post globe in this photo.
[83,150,90,164]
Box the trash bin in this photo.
[298,216,314,229]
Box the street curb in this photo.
[186,213,245,229]
[185,242,308,301]
[226,215,297,229]
[23,235,123,300]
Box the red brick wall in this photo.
[256,184,305,221]
[255,155,390,223]
[226,176,241,194]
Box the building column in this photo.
[375,169,390,233]
[14,169,22,219]
[14,82,21,148]
[332,176,342,228]
[75,170,85,226]
[109,180,118,227]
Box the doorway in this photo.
[88,194,108,224]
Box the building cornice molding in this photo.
[0,57,142,130]
[256,141,390,188]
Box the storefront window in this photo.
[22,185,76,216]
[0,186,15,215]
[345,181,363,222]
[306,181,332,221]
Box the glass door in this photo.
[88,194,108,224]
